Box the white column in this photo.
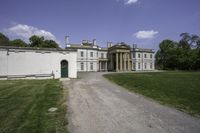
[116,53,118,71]
[99,61,101,71]
[105,61,107,71]
[124,53,127,71]
[120,52,122,71]
[128,53,130,71]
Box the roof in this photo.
[0,46,77,52]
[108,43,131,51]
[67,43,108,51]
[99,47,108,51]
[132,48,154,53]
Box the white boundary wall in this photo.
[0,47,77,79]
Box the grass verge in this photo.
[0,79,68,133]
[104,72,200,116]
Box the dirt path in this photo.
[63,72,200,133]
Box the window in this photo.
[150,54,153,58]
[90,62,93,70]
[81,51,84,57]
[150,63,153,69]
[133,53,135,58]
[138,53,140,58]
[101,53,104,58]
[81,62,84,70]
[132,63,135,69]
[138,63,140,69]
[144,63,147,69]
[90,52,93,57]
[144,54,147,58]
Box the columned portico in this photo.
[108,43,132,72]
[99,59,108,72]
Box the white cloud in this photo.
[134,30,159,39]
[125,0,138,5]
[4,24,60,44]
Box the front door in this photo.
[61,60,68,78]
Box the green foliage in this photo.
[43,40,59,48]
[156,33,200,70]
[10,39,28,47]
[29,35,59,48]
[104,72,200,116]
[0,32,59,48]
[29,35,45,47]
[156,40,178,69]
[0,32,10,46]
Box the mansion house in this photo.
[66,37,155,72]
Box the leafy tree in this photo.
[29,35,44,47]
[156,33,200,70]
[10,39,28,47]
[0,33,10,46]
[180,33,190,42]
[29,35,59,48]
[156,39,178,70]
[42,40,59,48]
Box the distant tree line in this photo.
[156,33,200,70]
[0,32,59,48]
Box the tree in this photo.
[180,33,190,42]
[43,40,59,48]
[156,33,200,70]
[180,33,200,48]
[190,34,199,47]
[156,39,178,70]
[10,39,27,47]
[29,35,45,47]
[0,33,10,46]
[29,35,59,48]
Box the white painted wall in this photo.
[0,48,77,79]
[98,51,107,58]
[77,49,99,72]
[132,51,155,71]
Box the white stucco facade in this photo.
[77,49,99,72]
[0,47,77,79]
[67,40,155,72]
[132,49,155,71]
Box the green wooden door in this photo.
[61,60,68,78]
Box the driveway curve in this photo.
[63,72,200,133]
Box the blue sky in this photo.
[0,0,200,50]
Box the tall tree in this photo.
[156,33,200,70]
[43,40,59,48]
[180,33,190,42]
[29,35,44,47]
[10,39,27,47]
[156,39,178,70]
[0,33,10,46]
[29,35,59,48]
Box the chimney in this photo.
[93,39,97,45]
[107,42,112,48]
[65,36,69,46]
[82,40,88,45]
[133,44,137,48]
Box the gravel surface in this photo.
[63,72,200,133]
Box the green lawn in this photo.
[0,79,68,133]
[104,72,200,116]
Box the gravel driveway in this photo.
[63,72,200,133]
